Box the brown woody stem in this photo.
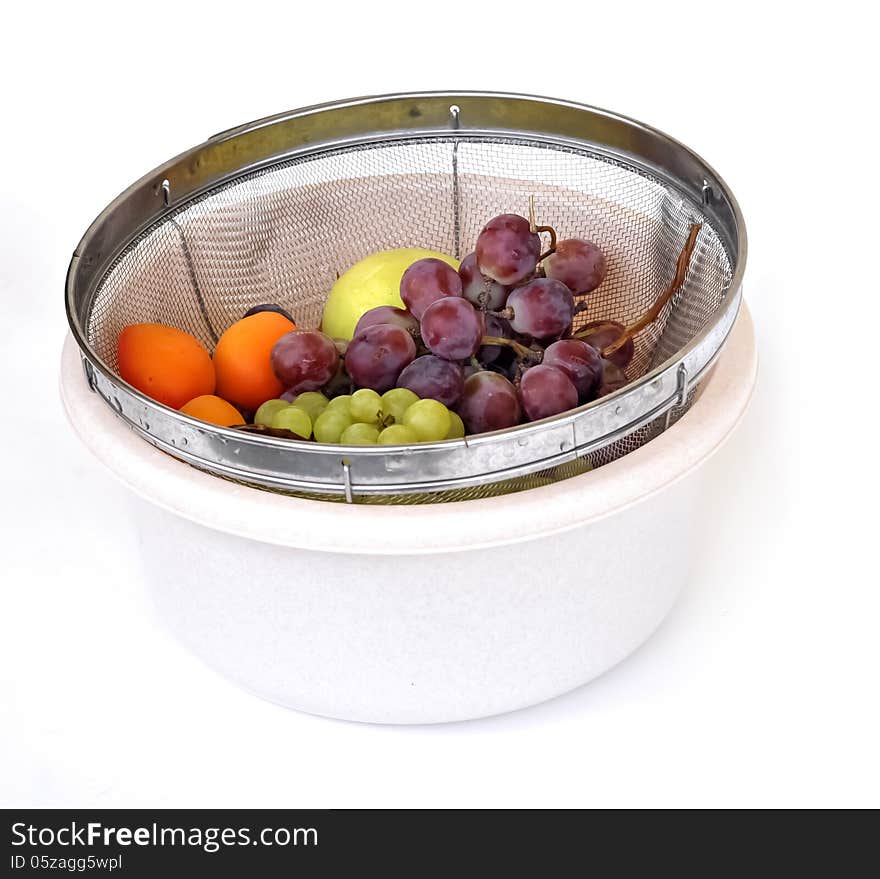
[599,222,702,358]
[537,225,557,262]
[529,194,558,262]
[481,335,535,360]
[573,320,623,344]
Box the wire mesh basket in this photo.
[66,92,746,503]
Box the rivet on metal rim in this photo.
[676,363,690,405]
[161,179,171,207]
[342,460,354,504]
[701,179,714,205]
[81,356,97,393]
[449,105,461,129]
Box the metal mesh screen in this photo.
[85,135,733,502]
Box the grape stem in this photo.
[574,321,622,345]
[529,194,558,262]
[481,335,538,361]
[536,225,557,262]
[580,222,702,357]
[489,307,514,321]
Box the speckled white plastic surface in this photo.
[60,307,756,723]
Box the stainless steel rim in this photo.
[66,91,747,498]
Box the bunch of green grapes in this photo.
[253,388,464,446]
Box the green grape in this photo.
[377,424,420,445]
[403,398,451,442]
[445,410,465,440]
[313,409,353,443]
[350,388,382,424]
[340,423,380,445]
[272,406,312,439]
[291,391,329,422]
[254,399,290,427]
[325,395,352,414]
[380,387,419,424]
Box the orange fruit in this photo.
[118,323,215,409]
[213,312,296,411]
[180,395,244,427]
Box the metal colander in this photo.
[66,92,746,503]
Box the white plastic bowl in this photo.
[60,306,756,723]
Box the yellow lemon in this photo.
[321,248,459,341]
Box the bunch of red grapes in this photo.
[272,211,637,437]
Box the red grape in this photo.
[400,258,463,319]
[475,214,541,285]
[544,239,607,294]
[519,364,579,422]
[271,330,339,394]
[354,305,419,339]
[578,320,634,370]
[344,323,417,392]
[458,371,522,434]
[505,278,574,340]
[459,251,510,310]
[597,360,628,397]
[420,297,485,361]
[397,355,464,408]
[542,339,602,399]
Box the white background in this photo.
[1,2,877,807]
